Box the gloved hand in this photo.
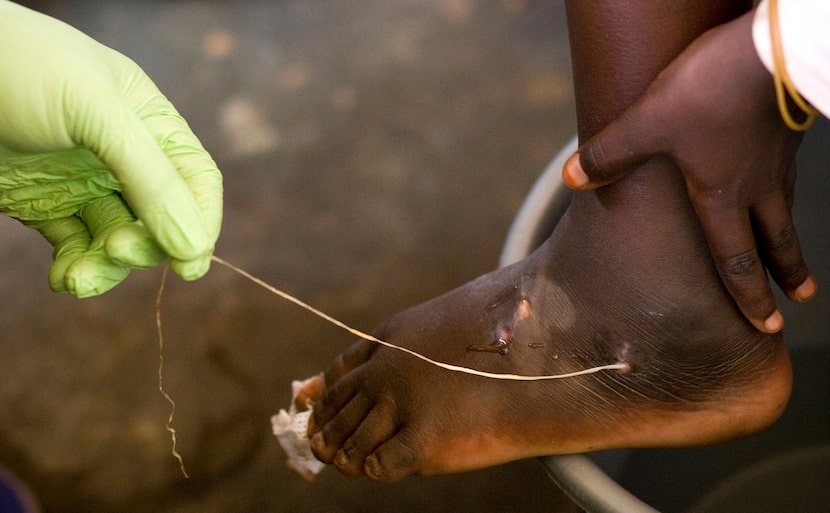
[0,1,223,297]
[561,11,814,333]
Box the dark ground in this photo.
[0,1,580,512]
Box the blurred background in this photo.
[0,1,579,511]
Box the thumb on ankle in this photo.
[562,102,663,190]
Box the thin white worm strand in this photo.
[209,255,627,381]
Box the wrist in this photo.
[709,11,777,116]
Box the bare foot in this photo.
[303,0,797,483]
[303,157,793,482]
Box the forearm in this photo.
[564,0,752,141]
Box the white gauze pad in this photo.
[271,379,326,480]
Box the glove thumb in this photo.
[67,60,211,262]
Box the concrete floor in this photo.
[0,1,579,512]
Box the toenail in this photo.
[763,310,784,333]
[335,449,349,467]
[311,431,326,451]
[794,277,817,302]
[364,455,386,481]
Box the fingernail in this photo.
[763,310,784,333]
[794,276,817,302]
[563,153,589,189]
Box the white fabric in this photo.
[271,379,326,480]
[753,0,830,117]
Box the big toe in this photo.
[364,431,421,482]
[294,373,325,410]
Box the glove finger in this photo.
[170,254,212,282]
[79,193,138,243]
[63,250,131,298]
[51,194,141,297]
[130,84,221,282]
[122,65,222,282]
[106,221,167,269]
[67,71,211,263]
[692,195,781,333]
[131,82,223,251]
[563,97,665,189]
[751,188,815,303]
[59,194,152,297]
[107,218,209,280]
[24,213,129,297]
[112,52,222,251]
[77,192,167,268]
[23,216,91,294]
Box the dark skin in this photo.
[297,0,794,481]
[563,6,816,334]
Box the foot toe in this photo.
[334,405,397,476]
[364,430,420,482]
[323,340,375,386]
[311,393,372,463]
[310,373,362,436]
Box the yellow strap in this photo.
[769,0,819,131]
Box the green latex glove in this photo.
[0,1,223,297]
